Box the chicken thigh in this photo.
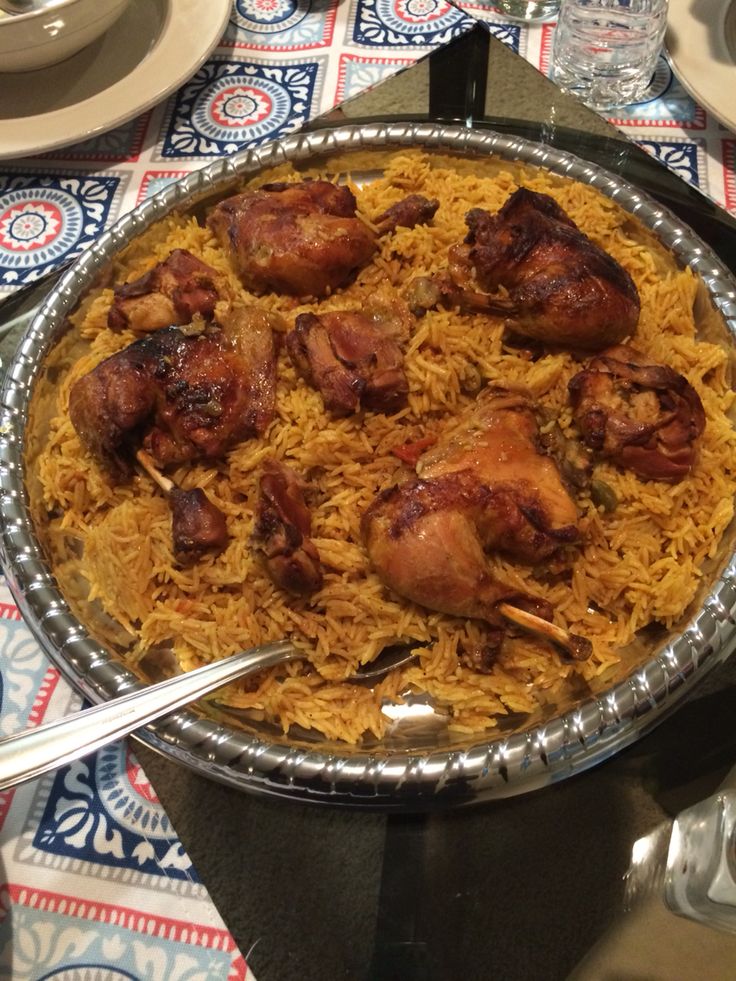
[208,179,438,298]
[69,310,277,480]
[568,343,706,481]
[407,187,640,350]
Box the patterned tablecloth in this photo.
[0,1,734,977]
[0,581,251,979]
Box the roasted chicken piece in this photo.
[407,188,640,350]
[69,311,277,480]
[207,179,438,298]
[373,193,439,235]
[220,304,281,438]
[107,249,221,333]
[168,487,228,563]
[253,459,322,595]
[137,449,228,564]
[568,344,706,482]
[362,387,589,664]
[286,306,409,416]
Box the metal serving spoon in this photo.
[0,641,416,791]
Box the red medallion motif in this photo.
[0,200,63,252]
[210,86,273,127]
[394,0,445,24]
[125,745,160,803]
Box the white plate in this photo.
[0,0,232,160]
[665,0,736,134]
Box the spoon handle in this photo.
[0,640,298,791]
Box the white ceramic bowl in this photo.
[0,0,131,73]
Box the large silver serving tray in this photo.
[2,123,736,808]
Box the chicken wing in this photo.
[107,249,221,333]
[137,449,228,564]
[253,459,323,595]
[374,193,439,235]
[568,343,706,481]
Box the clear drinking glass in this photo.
[551,0,668,110]
[664,787,736,933]
[497,0,560,22]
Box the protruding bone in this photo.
[497,602,592,661]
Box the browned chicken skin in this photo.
[207,180,438,298]
[207,180,376,298]
[287,308,409,416]
[108,249,221,333]
[69,313,277,480]
[373,193,439,235]
[568,343,706,482]
[253,459,323,595]
[408,188,640,351]
[362,387,583,662]
[136,449,228,565]
[169,487,229,563]
[219,304,281,438]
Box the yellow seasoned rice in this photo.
[27,149,736,744]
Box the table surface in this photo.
[107,29,736,981]
[3,23,736,981]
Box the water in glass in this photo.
[496,0,560,22]
[551,0,668,110]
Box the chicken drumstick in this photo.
[362,387,590,665]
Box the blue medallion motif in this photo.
[0,173,119,287]
[160,59,320,158]
[233,0,307,29]
[34,744,198,881]
[486,21,521,53]
[225,0,331,48]
[637,139,703,189]
[351,0,473,47]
